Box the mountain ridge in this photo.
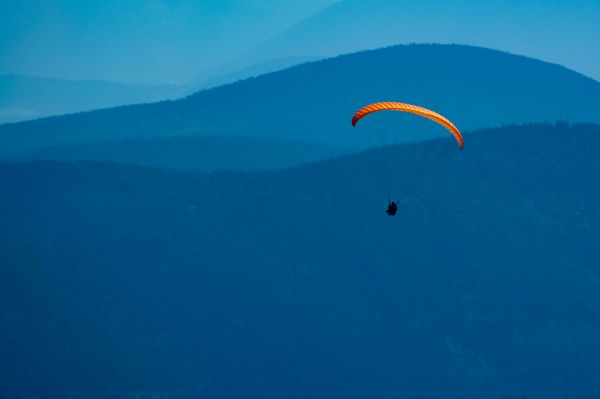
[1,44,599,169]
[0,74,183,124]
[244,0,600,81]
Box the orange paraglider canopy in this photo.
[352,102,464,149]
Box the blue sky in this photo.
[1,0,598,84]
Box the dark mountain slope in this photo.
[1,123,599,398]
[6,135,349,172]
[1,44,599,160]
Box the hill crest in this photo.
[1,44,599,167]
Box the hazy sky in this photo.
[0,0,338,84]
[2,0,598,84]
[246,0,600,82]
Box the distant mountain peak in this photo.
[242,0,600,82]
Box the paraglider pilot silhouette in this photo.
[386,200,398,216]
[351,101,464,216]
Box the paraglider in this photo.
[351,101,464,149]
[352,101,464,216]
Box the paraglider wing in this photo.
[352,102,464,149]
